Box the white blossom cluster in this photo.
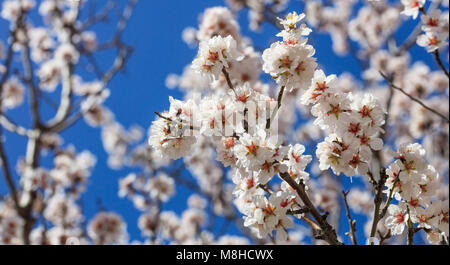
[119,172,175,210]
[0,202,23,244]
[0,0,448,246]
[87,212,128,245]
[149,12,320,241]
[1,76,24,110]
[0,143,103,245]
[401,0,426,19]
[157,1,448,245]
[299,69,385,178]
[192,35,243,80]
[416,9,449,52]
[148,1,450,244]
[384,143,448,244]
[348,2,400,52]
[262,12,316,92]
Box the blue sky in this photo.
[0,0,447,244]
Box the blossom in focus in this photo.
[400,0,425,19]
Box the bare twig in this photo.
[379,71,449,123]
[369,167,388,244]
[302,215,322,231]
[154,111,173,122]
[266,85,285,129]
[342,190,358,245]
[221,67,235,92]
[257,183,273,195]
[433,50,449,78]
[367,170,377,186]
[378,230,391,245]
[81,0,118,31]
[286,207,309,215]
[407,207,414,245]
[0,127,20,210]
[394,24,423,55]
[379,174,402,220]
[21,32,41,128]
[0,5,28,219]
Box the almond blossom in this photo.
[0,0,448,247]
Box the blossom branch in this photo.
[81,0,118,31]
[21,30,41,128]
[380,174,401,218]
[266,85,285,129]
[0,127,20,211]
[342,190,358,245]
[379,71,449,124]
[0,8,41,242]
[279,172,342,245]
[0,114,35,138]
[51,42,133,133]
[369,167,388,244]
[433,50,449,78]
[240,1,283,30]
[154,111,173,122]
[45,5,79,129]
[417,3,449,78]
[407,207,414,245]
[167,162,265,244]
[286,207,309,215]
[394,0,442,55]
[378,230,391,245]
[48,1,136,133]
[221,67,235,92]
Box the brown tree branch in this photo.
[407,207,414,245]
[45,5,80,130]
[21,32,41,128]
[0,127,20,210]
[342,190,358,245]
[278,172,343,245]
[0,114,36,138]
[378,230,391,245]
[221,67,235,92]
[47,1,136,133]
[433,50,449,78]
[369,167,388,243]
[266,85,285,129]
[0,4,28,221]
[81,0,118,31]
[379,71,449,123]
